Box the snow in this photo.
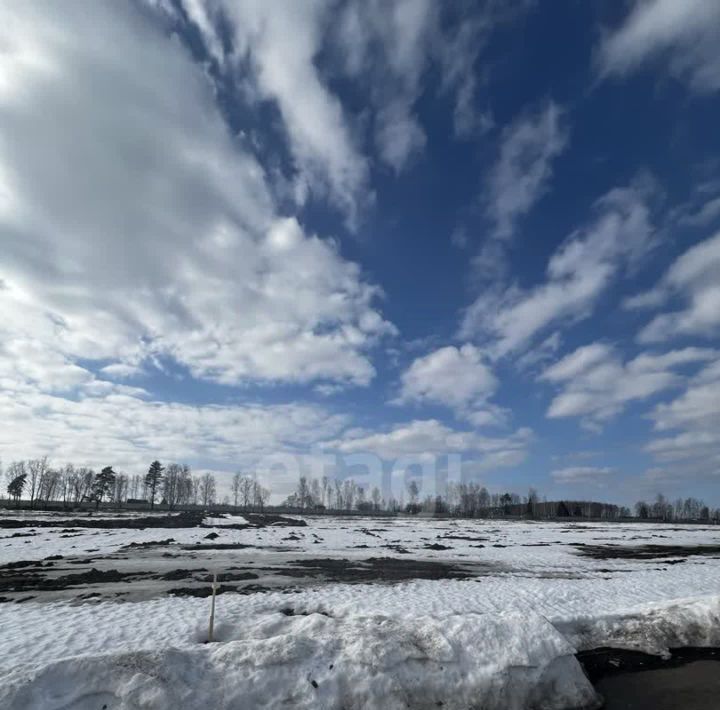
[201,514,248,526]
[2,514,720,708]
[1,608,599,710]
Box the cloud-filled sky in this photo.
[1,0,719,503]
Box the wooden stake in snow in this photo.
[208,572,218,642]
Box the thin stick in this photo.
[208,572,217,642]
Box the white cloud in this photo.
[598,0,720,92]
[0,2,394,391]
[180,0,372,225]
[333,419,532,468]
[678,195,720,228]
[485,102,568,240]
[632,232,720,343]
[551,466,614,484]
[0,368,348,499]
[178,1,529,181]
[396,345,501,424]
[540,343,717,425]
[462,181,656,357]
[515,332,563,373]
[374,99,427,173]
[99,363,146,380]
[436,11,493,139]
[645,356,720,479]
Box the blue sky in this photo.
[1,0,720,504]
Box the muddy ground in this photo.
[578,648,720,709]
[0,535,490,603]
[573,543,720,560]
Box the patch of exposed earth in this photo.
[574,543,720,560]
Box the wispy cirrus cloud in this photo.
[485,101,568,240]
[332,419,532,468]
[462,180,656,357]
[597,0,720,93]
[551,466,615,485]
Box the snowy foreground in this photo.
[2,513,720,709]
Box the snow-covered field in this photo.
[2,512,720,709]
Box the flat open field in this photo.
[2,511,720,709]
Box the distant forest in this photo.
[283,475,720,522]
[3,458,719,522]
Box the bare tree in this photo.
[342,479,356,510]
[231,472,242,509]
[310,478,321,508]
[176,465,193,506]
[253,480,270,510]
[112,473,128,505]
[296,477,310,509]
[162,463,189,510]
[321,475,330,507]
[191,476,201,505]
[241,476,253,509]
[199,473,216,507]
[27,457,50,508]
[38,468,61,503]
[128,474,141,500]
[407,480,419,506]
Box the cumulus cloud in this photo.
[0,312,350,500]
[0,1,394,392]
[540,343,717,426]
[630,232,720,343]
[485,101,568,240]
[597,0,720,93]
[395,345,503,424]
[462,181,656,357]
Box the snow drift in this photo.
[0,610,600,710]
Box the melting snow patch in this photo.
[0,610,600,710]
[558,595,720,657]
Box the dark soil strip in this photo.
[438,535,488,542]
[199,513,307,530]
[282,556,477,583]
[121,538,176,549]
[0,512,305,530]
[573,544,720,560]
[180,543,254,551]
[167,583,272,597]
[0,567,150,593]
[0,512,205,529]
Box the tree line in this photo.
[1,458,268,510]
[4,459,718,521]
[634,493,719,522]
[283,477,632,519]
